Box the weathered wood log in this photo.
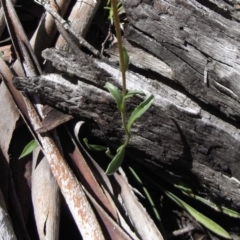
[13,47,240,208]
[122,0,240,122]
[13,0,240,209]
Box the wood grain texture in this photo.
[122,0,240,121]
[13,0,240,209]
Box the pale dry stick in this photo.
[55,0,101,49]
[34,0,100,57]
[168,224,195,238]
[2,0,41,77]
[30,0,71,61]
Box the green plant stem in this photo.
[111,0,126,95]
[111,0,130,144]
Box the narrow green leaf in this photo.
[165,190,232,239]
[124,91,146,100]
[105,148,114,159]
[220,206,240,219]
[19,140,38,159]
[83,138,108,151]
[129,167,162,223]
[104,82,123,111]
[105,145,125,175]
[120,46,129,73]
[191,194,240,219]
[127,94,154,132]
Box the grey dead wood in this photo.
[13,0,240,210]
[13,48,240,209]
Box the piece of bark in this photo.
[12,68,240,178]
[31,147,60,240]
[122,0,240,122]
[114,169,164,240]
[37,106,73,133]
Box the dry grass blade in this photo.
[64,124,136,239]
[64,126,119,222]
[114,169,164,240]
[68,123,141,239]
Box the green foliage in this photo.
[141,170,234,239]
[124,91,145,99]
[19,139,38,159]
[105,145,125,175]
[129,167,161,222]
[120,46,129,73]
[104,82,123,111]
[84,0,154,175]
[127,94,154,133]
[182,191,240,219]
[104,0,123,25]
[155,169,240,219]
[103,84,154,175]
[165,190,232,239]
[0,51,3,58]
[83,138,108,151]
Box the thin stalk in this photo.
[111,0,126,95]
[111,0,130,143]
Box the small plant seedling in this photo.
[84,0,154,175]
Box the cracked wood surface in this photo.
[13,48,240,208]
[13,0,240,208]
[122,0,240,121]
